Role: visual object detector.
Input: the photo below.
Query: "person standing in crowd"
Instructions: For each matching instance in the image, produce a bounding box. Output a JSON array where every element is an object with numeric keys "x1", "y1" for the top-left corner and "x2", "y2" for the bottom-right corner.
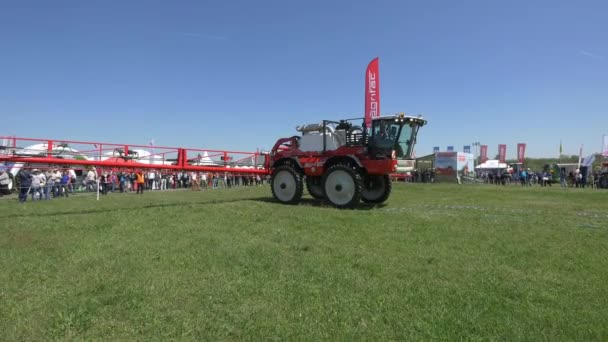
[
  {"x1": 201, "y1": 172, "x2": 207, "y2": 190},
  {"x1": 18, "y1": 169, "x2": 32, "y2": 203},
  {"x1": 560, "y1": 168, "x2": 567, "y2": 188},
  {"x1": 119, "y1": 173, "x2": 126, "y2": 193},
  {"x1": 43, "y1": 169, "x2": 53, "y2": 200},
  {"x1": 136, "y1": 170, "x2": 145, "y2": 195},
  {"x1": 160, "y1": 173, "x2": 167, "y2": 191},
  {"x1": 86, "y1": 168, "x2": 97, "y2": 192},
  {"x1": 182, "y1": 172, "x2": 189, "y2": 189},
  {"x1": 105, "y1": 172, "x2": 112, "y2": 194},
  {"x1": 526, "y1": 168, "x2": 532, "y2": 186},
  {"x1": 190, "y1": 172, "x2": 199, "y2": 190},
  {"x1": 60, "y1": 171, "x2": 70, "y2": 197},
  {"x1": 99, "y1": 173, "x2": 107, "y2": 195},
  {"x1": 0, "y1": 169, "x2": 10, "y2": 195},
  {"x1": 51, "y1": 169, "x2": 62, "y2": 197},
  {"x1": 147, "y1": 170, "x2": 155, "y2": 190},
  {"x1": 169, "y1": 173, "x2": 175, "y2": 190},
  {"x1": 520, "y1": 168, "x2": 527, "y2": 186},
  {"x1": 130, "y1": 172, "x2": 136, "y2": 192},
  {"x1": 110, "y1": 172, "x2": 117, "y2": 192},
  {"x1": 30, "y1": 169, "x2": 43, "y2": 200},
  {"x1": 68, "y1": 169, "x2": 77, "y2": 194}
]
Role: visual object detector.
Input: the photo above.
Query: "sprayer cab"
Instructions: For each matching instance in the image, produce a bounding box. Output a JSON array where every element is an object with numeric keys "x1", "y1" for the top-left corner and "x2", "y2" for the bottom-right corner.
[{"x1": 369, "y1": 113, "x2": 426, "y2": 160}]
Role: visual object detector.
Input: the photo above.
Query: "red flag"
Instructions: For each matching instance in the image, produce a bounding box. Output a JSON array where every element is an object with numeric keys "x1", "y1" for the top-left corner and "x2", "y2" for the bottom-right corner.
[
  {"x1": 517, "y1": 143, "x2": 526, "y2": 163},
  {"x1": 364, "y1": 57, "x2": 380, "y2": 129},
  {"x1": 480, "y1": 145, "x2": 488, "y2": 163},
  {"x1": 498, "y1": 144, "x2": 507, "y2": 163}
]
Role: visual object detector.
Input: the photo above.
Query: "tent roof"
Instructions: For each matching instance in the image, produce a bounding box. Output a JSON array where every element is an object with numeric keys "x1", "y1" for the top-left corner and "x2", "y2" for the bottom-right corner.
[
  {"x1": 197, "y1": 151, "x2": 217, "y2": 165},
  {"x1": 475, "y1": 160, "x2": 508, "y2": 169}
]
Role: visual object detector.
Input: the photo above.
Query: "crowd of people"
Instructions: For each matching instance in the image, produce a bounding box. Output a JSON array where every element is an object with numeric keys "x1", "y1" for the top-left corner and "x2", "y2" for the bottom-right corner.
[
  {"x1": 479, "y1": 167, "x2": 602, "y2": 188},
  {"x1": 11, "y1": 167, "x2": 267, "y2": 203},
  {"x1": 16, "y1": 168, "x2": 75, "y2": 203},
  {"x1": 84, "y1": 169, "x2": 266, "y2": 194},
  {"x1": 6, "y1": 162, "x2": 605, "y2": 204}
]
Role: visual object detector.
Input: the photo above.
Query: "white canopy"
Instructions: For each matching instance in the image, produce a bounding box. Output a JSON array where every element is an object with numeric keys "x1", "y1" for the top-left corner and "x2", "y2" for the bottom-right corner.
[
  {"x1": 196, "y1": 151, "x2": 217, "y2": 166},
  {"x1": 475, "y1": 160, "x2": 508, "y2": 169}
]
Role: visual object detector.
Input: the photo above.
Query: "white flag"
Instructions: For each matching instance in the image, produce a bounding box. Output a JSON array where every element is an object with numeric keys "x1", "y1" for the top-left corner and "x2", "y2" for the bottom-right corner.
[{"x1": 582, "y1": 154, "x2": 596, "y2": 167}]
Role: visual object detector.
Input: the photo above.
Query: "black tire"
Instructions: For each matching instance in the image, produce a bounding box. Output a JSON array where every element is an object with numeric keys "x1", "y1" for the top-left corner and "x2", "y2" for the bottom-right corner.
[
  {"x1": 271, "y1": 165, "x2": 303, "y2": 205},
  {"x1": 306, "y1": 176, "x2": 325, "y2": 199},
  {"x1": 361, "y1": 174, "x2": 392, "y2": 204},
  {"x1": 322, "y1": 164, "x2": 362, "y2": 209}
]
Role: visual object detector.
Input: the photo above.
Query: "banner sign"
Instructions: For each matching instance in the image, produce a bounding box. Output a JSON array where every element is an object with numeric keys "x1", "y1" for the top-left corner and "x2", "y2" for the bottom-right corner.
[
  {"x1": 364, "y1": 57, "x2": 380, "y2": 129},
  {"x1": 457, "y1": 153, "x2": 475, "y2": 176},
  {"x1": 498, "y1": 144, "x2": 507, "y2": 163},
  {"x1": 480, "y1": 145, "x2": 488, "y2": 163},
  {"x1": 517, "y1": 143, "x2": 526, "y2": 164},
  {"x1": 463, "y1": 145, "x2": 471, "y2": 153},
  {"x1": 433, "y1": 146, "x2": 440, "y2": 153},
  {"x1": 447, "y1": 146, "x2": 454, "y2": 152},
  {"x1": 435, "y1": 152, "x2": 457, "y2": 176}
]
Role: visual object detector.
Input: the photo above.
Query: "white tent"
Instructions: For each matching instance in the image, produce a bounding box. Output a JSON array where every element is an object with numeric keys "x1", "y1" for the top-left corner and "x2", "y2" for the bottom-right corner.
[
  {"x1": 475, "y1": 160, "x2": 508, "y2": 169},
  {"x1": 196, "y1": 151, "x2": 217, "y2": 166}
]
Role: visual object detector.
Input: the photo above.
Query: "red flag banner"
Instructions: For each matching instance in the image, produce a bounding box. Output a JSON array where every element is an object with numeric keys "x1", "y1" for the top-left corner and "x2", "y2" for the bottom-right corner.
[
  {"x1": 364, "y1": 57, "x2": 380, "y2": 129},
  {"x1": 480, "y1": 145, "x2": 488, "y2": 163},
  {"x1": 498, "y1": 144, "x2": 507, "y2": 163},
  {"x1": 517, "y1": 143, "x2": 526, "y2": 163}
]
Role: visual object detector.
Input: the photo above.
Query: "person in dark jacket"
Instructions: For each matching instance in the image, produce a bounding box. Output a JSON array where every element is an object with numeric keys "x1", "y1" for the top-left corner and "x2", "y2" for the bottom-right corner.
[
  {"x1": 60, "y1": 172, "x2": 70, "y2": 197},
  {"x1": 18, "y1": 169, "x2": 32, "y2": 203}
]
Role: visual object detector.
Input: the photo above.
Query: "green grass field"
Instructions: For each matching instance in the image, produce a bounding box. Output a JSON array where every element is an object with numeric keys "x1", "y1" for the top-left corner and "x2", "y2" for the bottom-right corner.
[{"x1": 1, "y1": 184, "x2": 607, "y2": 340}]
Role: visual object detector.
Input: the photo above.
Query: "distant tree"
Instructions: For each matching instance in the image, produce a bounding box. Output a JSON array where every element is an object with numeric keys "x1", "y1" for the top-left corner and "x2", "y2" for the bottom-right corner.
[{"x1": 505, "y1": 155, "x2": 601, "y2": 172}]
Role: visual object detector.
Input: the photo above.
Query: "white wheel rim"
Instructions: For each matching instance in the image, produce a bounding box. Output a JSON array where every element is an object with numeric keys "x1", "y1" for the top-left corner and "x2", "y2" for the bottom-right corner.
[
  {"x1": 273, "y1": 170, "x2": 296, "y2": 202},
  {"x1": 7, "y1": 179, "x2": 13, "y2": 191},
  {"x1": 325, "y1": 170, "x2": 355, "y2": 206},
  {"x1": 362, "y1": 177, "x2": 385, "y2": 200}
]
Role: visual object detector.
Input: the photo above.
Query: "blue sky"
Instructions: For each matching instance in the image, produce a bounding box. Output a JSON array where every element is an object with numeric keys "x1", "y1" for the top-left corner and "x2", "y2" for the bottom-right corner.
[{"x1": 1, "y1": 0, "x2": 606, "y2": 158}]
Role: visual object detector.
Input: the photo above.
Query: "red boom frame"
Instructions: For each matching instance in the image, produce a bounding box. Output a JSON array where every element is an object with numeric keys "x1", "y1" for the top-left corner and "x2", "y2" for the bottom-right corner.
[{"x1": 0, "y1": 136, "x2": 270, "y2": 174}]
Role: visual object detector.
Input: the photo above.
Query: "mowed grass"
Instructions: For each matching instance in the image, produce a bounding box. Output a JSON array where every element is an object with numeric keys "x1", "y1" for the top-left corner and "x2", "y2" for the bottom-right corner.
[{"x1": 1, "y1": 184, "x2": 607, "y2": 340}]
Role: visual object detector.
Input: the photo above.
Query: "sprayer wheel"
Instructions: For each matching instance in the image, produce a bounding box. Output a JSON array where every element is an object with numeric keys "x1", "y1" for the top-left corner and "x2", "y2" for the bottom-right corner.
[
  {"x1": 322, "y1": 164, "x2": 362, "y2": 209},
  {"x1": 271, "y1": 165, "x2": 303, "y2": 204},
  {"x1": 361, "y1": 174, "x2": 392, "y2": 204}
]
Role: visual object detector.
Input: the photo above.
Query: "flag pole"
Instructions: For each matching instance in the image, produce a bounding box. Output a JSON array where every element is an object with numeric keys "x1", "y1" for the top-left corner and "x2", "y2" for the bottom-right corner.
[{"x1": 601, "y1": 135, "x2": 604, "y2": 167}]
